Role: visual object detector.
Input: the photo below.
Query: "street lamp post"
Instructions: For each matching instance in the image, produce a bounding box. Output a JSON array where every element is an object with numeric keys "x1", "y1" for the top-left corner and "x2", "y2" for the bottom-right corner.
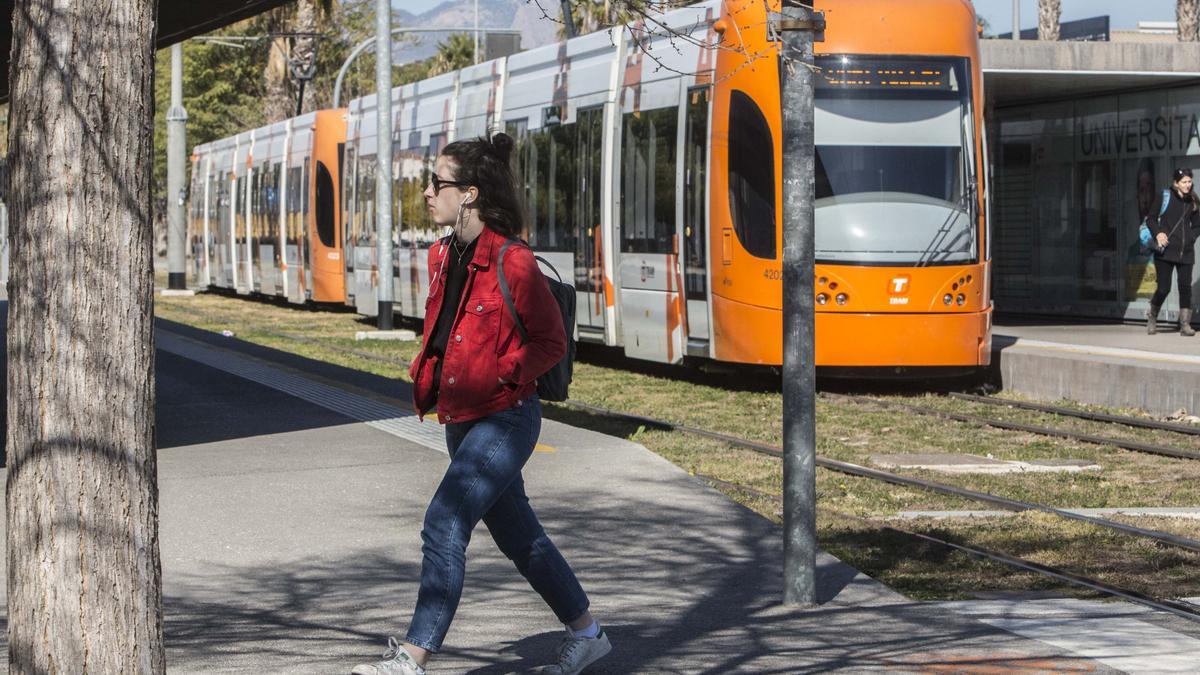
[
  {"x1": 166, "y1": 43, "x2": 189, "y2": 291},
  {"x1": 375, "y1": 0, "x2": 394, "y2": 329}
]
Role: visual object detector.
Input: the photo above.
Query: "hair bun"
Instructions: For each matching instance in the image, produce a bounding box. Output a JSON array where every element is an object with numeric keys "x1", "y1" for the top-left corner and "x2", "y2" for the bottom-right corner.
[{"x1": 490, "y1": 133, "x2": 514, "y2": 161}]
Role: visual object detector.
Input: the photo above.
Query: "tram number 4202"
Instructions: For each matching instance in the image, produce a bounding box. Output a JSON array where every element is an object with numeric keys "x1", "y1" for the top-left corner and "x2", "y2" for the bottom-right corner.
[{"x1": 763, "y1": 268, "x2": 783, "y2": 281}]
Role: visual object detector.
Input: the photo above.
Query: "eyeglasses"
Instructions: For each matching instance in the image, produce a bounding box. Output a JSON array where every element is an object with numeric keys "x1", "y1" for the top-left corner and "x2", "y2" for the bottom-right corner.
[{"x1": 430, "y1": 173, "x2": 470, "y2": 195}]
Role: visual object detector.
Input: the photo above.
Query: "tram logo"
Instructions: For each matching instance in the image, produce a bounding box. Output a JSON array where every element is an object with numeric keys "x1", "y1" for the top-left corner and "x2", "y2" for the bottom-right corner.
[{"x1": 888, "y1": 276, "x2": 910, "y2": 295}]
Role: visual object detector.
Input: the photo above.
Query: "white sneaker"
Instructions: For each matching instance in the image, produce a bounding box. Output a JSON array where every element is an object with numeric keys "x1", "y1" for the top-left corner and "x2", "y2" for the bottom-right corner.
[
  {"x1": 539, "y1": 628, "x2": 612, "y2": 675},
  {"x1": 350, "y1": 637, "x2": 426, "y2": 675}
]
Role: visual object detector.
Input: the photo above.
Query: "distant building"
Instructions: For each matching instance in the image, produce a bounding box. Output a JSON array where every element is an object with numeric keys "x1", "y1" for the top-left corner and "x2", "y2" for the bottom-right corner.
[
  {"x1": 995, "y1": 16, "x2": 1110, "y2": 42},
  {"x1": 983, "y1": 39, "x2": 1200, "y2": 321},
  {"x1": 1112, "y1": 21, "x2": 1179, "y2": 44}
]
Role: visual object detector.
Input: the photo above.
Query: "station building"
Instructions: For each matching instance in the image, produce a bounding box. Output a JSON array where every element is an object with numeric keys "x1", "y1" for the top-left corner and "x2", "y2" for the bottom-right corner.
[{"x1": 983, "y1": 36, "x2": 1200, "y2": 324}]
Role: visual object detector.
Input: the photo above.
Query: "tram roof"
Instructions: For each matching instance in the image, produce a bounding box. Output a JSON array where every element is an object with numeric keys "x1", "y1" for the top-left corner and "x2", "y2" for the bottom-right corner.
[
  {"x1": 0, "y1": 0, "x2": 291, "y2": 102},
  {"x1": 983, "y1": 39, "x2": 1200, "y2": 107}
]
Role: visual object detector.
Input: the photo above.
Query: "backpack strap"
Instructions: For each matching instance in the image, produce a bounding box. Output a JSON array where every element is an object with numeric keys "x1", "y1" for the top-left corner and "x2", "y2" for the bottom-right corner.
[
  {"x1": 497, "y1": 239, "x2": 529, "y2": 344},
  {"x1": 533, "y1": 255, "x2": 563, "y2": 284},
  {"x1": 1160, "y1": 189, "x2": 1171, "y2": 217}
]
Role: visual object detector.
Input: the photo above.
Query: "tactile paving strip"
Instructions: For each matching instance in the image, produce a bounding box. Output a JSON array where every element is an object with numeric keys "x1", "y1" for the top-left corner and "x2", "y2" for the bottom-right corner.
[{"x1": 157, "y1": 329, "x2": 447, "y2": 455}]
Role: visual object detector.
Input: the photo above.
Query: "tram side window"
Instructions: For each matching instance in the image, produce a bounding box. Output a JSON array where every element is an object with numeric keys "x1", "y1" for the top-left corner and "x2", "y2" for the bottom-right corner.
[
  {"x1": 399, "y1": 145, "x2": 434, "y2": 246},
  {"x1": 684, "y1": 86, "x2": 710, "y2": 299},
  {"x1": 235, "y1": 177, "x2": 245, "y2": 240},
  {"x1": 288, "y1": 166, "x2": 302, "y2": 245},
  {"x1": 430, "y1": 132, "x2": 447, "y2": 158},
  {"x1": 341, "y1": 149, "x2": 354, "y2": 244},
  {"x1": 208, "y1": 173, "x2": 219, "y2": 224},
  {"x1": 316, "y1": 161, "x2": 337, "y2": 248},
  {"x1": 525, "y1": 124, "x2": 576, "y2": 253},
  {"x1": 303, "y1": 158, "x2": 311, "y2": 217},
  {"x1": 728, "y1": 90, "x2": 776, "y2": 259},
  {"x1": 354, "y1": 154, "x2": 377, "y2": 245},
  {"x1": 270, "y1": 162, "x2": 280, "y2": 216},
  {"x1": 508, "y1": 121, "x2": 535, "y2": 242},
  {"x1": 621, "y1": 107, "x2": 677, "y2": 254},
  {"x1": 391, "y1": 144, "x2": 403, "y2": 241}
]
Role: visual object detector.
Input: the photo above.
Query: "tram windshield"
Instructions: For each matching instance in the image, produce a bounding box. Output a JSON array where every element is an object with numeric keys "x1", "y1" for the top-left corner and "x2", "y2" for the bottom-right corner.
[{"x1": 814, "y1": 56, "x2": 976, "y2": 266}]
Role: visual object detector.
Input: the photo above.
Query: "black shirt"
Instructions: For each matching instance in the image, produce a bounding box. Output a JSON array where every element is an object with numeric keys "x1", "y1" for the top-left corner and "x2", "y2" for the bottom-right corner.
[
  {"x1": 428, "y1": 236, "x2": 478, "y2": 387},
  {"x1": 1154, "y1": 188, "x2": 1199, "y2": 265}
]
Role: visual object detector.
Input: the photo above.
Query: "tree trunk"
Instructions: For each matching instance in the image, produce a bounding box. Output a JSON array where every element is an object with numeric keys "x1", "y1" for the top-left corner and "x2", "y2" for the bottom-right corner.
[
  {"x1": 293, "y1": 0, "x2": 318, "y2": 115},
  {"x1": 1180, "y1": 0, "x2": 1200, "y2": 41},
  {"x1": 6, "y1": 0, "x2": 163, "y2": 671},
  {"x1": 264, "y1": 34, "x2": 292, "y2": 123},
  {"x1": 1037, "y1": 0, "x2": 1061, "y2": 41}
]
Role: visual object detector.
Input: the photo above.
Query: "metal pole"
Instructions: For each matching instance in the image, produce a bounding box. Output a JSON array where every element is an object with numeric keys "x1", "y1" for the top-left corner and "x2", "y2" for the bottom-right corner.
[
  {"x1": 779, "y1": 0, "x2": 819, "y2": 607},
  {"x1": 474, "y1": 0, "x2": 480, "y2": 64},
  {"x1": 1012, "y1": 0, "x2": 1020, "y2": 40},
  {"x1": 375, "y1": 0, "x2": 395, "y2": 329},
  {"x1": 166, "y1": 42, "x2": 189, "y2": 290}
]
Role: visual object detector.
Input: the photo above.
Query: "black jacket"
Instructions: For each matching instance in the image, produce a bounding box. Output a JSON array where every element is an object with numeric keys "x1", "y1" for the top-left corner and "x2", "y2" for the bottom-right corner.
[{"x1": 1153, "y1": 188, "x2": 1199, "y2": 264}]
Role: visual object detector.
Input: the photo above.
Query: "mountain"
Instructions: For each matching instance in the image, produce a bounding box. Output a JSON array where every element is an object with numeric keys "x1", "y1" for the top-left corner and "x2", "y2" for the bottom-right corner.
[{"x1": 389, "y1": 0, "x2": 562, "y2": 64}]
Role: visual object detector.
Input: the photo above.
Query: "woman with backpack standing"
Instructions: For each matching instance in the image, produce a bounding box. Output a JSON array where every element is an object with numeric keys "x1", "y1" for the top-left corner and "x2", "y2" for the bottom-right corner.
[
  {"x1": 1148, "y1": 168, "x2": 1199, "y2": 336},
  {"x1": 351, "y1": 134, "x2": 610, "y2": 675}
]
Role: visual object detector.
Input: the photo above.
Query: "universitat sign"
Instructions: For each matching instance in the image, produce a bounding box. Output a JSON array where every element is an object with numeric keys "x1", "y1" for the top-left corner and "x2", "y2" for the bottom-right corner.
[{"x1": 1080, "y1": 112, "x2": 1200, "y2": 158}]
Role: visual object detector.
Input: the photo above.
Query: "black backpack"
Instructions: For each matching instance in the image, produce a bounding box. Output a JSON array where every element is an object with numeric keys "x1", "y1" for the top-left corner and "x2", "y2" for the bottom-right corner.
[{"x1": 497, "y1": 240, "x2": 575, "y2": 402}]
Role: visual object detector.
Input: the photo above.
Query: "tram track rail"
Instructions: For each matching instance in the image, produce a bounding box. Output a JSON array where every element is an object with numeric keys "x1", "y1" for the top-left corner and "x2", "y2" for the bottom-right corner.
[
  {"x1": 948, "y1": 391, "x2": 1200, "y2": 437},
  {"x1": 827, "y1": 393, "x2": 1200, "y2": 462},
  {"x1": 562, "y1": 399, "x2": 1200, "y2": 553},
  {"x1": 564, "y1": 399, "x2": 1200, "y2": 621},
  {"x1": 688, "y1": 471, "x2": 1200, "y2": 623}
]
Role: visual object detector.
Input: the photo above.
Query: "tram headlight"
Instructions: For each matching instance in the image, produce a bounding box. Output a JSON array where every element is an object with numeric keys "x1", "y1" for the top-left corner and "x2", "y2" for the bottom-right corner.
[
  {"x1": 816, "y1": 293, "x2": 829, "y2": 305},
  {"x1": 956, "y1": 293, "x2": 966, "y2": 306},
  {"x1": 943, "y1": 294, "x2": 953, "y2": 305},
  {"x1": 835, "y1": 293, "x2": 848, "y2": 306}
]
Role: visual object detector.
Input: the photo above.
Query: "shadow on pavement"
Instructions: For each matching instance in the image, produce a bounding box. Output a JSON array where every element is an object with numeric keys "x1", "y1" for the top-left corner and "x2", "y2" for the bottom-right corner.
[{"x1": 160, "y1": 482, "x2": 1053, "y2": 673}]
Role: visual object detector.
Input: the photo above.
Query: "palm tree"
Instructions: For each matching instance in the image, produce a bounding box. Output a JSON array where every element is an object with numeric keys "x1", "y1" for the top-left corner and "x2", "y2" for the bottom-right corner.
[
  {"x1": 430, "y1": 33, "x2": 477, "y2": 76},
  {"x1": 264, "y1": 9, "x2": 292, "y2": 123},
  {"x1": 1037, "y1": 0, "x2": 1060, "y2": 41},
  {"x1": 1180, "y1": 0, "x2": 1200, "y2": 41},
  {"x1": 292, "y1": 0, "x2": 332, "y2": 114},
  {"x1": 558, "y1": 1, "x2": 650, "y2": 39},
  {"x1": 264, "y1": 0, "x2": 335, "y2": 122}
]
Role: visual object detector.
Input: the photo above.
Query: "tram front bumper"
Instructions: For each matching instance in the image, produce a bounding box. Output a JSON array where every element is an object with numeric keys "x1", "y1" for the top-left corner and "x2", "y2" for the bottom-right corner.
[{"x1": 814, "y1": 309, "x2": 992, "y2": 368}]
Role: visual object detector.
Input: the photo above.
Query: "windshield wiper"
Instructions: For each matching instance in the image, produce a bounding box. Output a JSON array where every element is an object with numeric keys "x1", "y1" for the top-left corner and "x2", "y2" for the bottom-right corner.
[{"x1": 915, "y1": 183, "x2": 974, "y2": 267}]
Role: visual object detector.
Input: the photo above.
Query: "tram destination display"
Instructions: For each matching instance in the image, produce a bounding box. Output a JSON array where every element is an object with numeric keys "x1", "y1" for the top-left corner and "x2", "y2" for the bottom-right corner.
[{"x1": 817, "y1": 58, "x2": 959, "y2": 92}]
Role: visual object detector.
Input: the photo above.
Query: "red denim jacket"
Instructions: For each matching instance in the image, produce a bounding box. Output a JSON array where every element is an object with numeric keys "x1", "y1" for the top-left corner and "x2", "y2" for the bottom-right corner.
[{"x1": 408, "y1": 226, "x2": 566, "y2": 424}]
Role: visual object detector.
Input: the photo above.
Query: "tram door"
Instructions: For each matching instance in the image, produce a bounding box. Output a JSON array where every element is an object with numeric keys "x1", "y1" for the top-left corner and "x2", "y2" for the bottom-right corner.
[
  {"x1": 682, "y1": 86, "x2": 710, "y2": 345},
  {"x1": 617, "y1": 100, "x2": 685, "y2": 364},
  {"x1": 575, "y1": 106, "x2": 605, "y2": 333}
]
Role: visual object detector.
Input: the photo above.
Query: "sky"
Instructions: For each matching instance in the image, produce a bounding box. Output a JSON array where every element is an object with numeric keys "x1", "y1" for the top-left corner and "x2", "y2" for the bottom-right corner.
[
  {"x1": 401, "y1": 1, "x2": 1180, "y2": 33},
  {"x1": 971, "y1": 0, "x2": 1176, "y2": 33}
]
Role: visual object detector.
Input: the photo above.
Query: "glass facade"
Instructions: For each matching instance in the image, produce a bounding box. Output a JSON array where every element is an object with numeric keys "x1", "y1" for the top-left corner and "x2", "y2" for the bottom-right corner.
[{"x1": 993, "y1": 86, "x2": 1200, "y2": 320}]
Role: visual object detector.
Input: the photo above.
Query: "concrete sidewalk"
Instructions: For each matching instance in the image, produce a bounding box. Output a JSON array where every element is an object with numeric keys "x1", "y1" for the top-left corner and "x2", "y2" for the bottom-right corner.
[
  {"x1": 145, "y1": 321, "x2": 1149, "y2": 673},
  {"x1": 6, "y1": 317, "x2": 1189, "y2": 672}
]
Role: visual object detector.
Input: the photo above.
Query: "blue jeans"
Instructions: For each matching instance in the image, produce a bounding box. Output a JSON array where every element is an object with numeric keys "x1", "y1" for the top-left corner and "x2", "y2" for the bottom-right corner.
[{"x1": 405, "y1": 397, "x2": 591, "y2": 652}]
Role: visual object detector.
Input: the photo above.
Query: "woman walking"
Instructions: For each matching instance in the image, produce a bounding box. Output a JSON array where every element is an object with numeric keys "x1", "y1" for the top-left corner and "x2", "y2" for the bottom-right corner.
[
  {"x1": 1148, "y1": 167, "x2": 1199, "y2": 336},
  {"x1": 351, "y1": 134, "x2": 611, "y2": 675}
]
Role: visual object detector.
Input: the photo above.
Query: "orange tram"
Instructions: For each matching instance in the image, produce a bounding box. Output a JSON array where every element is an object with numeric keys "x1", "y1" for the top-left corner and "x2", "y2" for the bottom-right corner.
[{"x1": 188, "y1": 0, "x2": 991, "y2": 376}]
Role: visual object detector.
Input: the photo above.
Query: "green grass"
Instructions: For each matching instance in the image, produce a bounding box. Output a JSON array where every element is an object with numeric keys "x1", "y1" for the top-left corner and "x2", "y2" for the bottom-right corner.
[{"x1": 155, "y1": 291, "x2": 1200, "y2": 601}]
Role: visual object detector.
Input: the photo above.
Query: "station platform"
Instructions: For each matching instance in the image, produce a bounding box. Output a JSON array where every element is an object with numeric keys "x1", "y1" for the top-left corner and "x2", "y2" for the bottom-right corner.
[
  {"x1": 992, "y1": 317, "x2": 1200, "y2": 418},
  {"x1": 1, "y1": 314, "x2": 1199, "y2": 671}
]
